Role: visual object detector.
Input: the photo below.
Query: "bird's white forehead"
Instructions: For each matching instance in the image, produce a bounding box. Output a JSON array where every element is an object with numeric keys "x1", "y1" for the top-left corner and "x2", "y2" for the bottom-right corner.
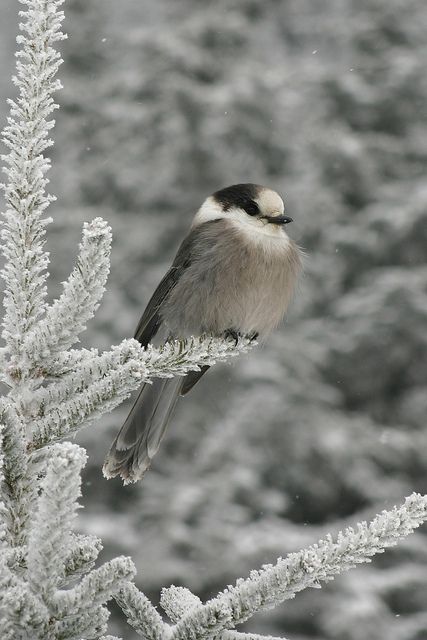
[{"x1": 255, "y1": 188, "x2": 284, "y2": 215}]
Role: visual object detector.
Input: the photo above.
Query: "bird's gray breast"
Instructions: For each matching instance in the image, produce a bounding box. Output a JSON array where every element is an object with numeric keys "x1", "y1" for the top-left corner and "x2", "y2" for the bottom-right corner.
[{"x1": 161, "y1": 219, "x2": 301, "y2": 338}]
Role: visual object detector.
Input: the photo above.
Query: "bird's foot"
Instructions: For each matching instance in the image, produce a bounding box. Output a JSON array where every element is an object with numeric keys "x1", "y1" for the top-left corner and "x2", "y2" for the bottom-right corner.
[
  {"x1": 224, "y1": 328, "x2": 242, "y2": 346},
  {"x1": 246, "y1": 331, "x2": 259, "y2": 342}
]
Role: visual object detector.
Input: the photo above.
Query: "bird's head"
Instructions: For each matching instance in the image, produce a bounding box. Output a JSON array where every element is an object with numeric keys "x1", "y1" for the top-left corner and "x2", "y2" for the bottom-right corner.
[{"x1": 193, "y1": 183, "x2": 293, "y2": 238}]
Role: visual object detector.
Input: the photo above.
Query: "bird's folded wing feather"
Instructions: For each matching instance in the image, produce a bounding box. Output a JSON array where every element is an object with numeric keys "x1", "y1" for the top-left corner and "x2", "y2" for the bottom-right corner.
[
  {"x1": 134, "y1": 265, "x2": 181, "y2": 346},
  {"x1": 133, "y1": 226, "x2": 199, "y2": 346}
]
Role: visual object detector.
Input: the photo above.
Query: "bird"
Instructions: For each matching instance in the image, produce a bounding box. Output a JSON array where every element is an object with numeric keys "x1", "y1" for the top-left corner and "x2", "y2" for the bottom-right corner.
[{"x1": 103, "y1": 183, "x2": 302, "y2": 483}]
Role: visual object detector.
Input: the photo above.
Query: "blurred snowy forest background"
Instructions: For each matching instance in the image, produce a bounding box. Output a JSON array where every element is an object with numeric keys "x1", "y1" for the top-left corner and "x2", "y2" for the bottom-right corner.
[{"x1": 1, "y1": 1, "x2": 427, "y2": 638}]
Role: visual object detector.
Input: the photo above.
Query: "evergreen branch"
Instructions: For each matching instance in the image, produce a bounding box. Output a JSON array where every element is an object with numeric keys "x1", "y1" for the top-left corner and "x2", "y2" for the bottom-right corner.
[
  {"x1": 0, "y1": 0, "x2": 66, "y2": 362},
  {"x1": 42, "y1": 347, "x2": 100, "y2": 380},
  {"x1": 172, "y1": 596, "x2": 233, "y2": 640},
  {"x1": 53, "y1": 556, "x2": 136, "y2": 617},
  {"x1": 62, "y1": 533, "x2": 103, "y2": 584},
  {"x1": 0, "y1": 348, "x2": 11, "y2": 387},
  {"x1": 27, "y1": 443, "x2": 87, "y2": 602},
  {"x1": 23, "y1": 218, "x2": 112, "y2": 371},
  {"x1": 223, "y1": 633, "x2": 290, "y2": 640},
  {"x1": 115, "y1": 582, "x2": 168, "y2": 640},
  {"x1": 0, "y1": 400, "x2": 33, "y2": 549},
  {"x1": 52, "y1": 604, "x2": 110, "y2": 640},
  {"x1": 1, "y1": 347, "x2": 100, "y2": 388},
  {"x1": 161, "y1": 586, "x2": 202, "y2": 622},
  {"x1": 30, "y1": 335, "x2": 253, "y2": 449},
  {"x1": 0, "y1": 422, "x2": 7, "y2": 550},
  {"x1": 161, "y1": 588, "x2": 291, "y2": 640},
  {"x1": 29, "y1": 339, "x2": 150, "y2": 430},
  {"x1": 0, "y1": 555, "x2": 49, "y2": 640},
  {"x1": 169, "y1": 494, "x2": 427, "y2": 640}
]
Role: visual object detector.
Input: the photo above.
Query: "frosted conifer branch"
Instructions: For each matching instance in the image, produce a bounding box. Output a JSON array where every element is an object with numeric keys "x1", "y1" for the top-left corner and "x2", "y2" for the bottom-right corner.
[
  {"x1": 168, "y1": 493, "x2": 427, "y2": 640},
  {"x1": 0, "y1": 578, "x2": 49, "y2": 640},
  {"x1": 115, "y1": 582, "x2": 168, "y2": 640},
  {"x1": 161, "y1": 586, "x2": 202, "y2": 622},
  {"x1": 27, "y1": 443, "x2": 87, "y2": 600},
  {"x1": 53, "y1": 557, "x2": 136, "y2": 616},
  {"x1": 23, "y1": 218, "x2": 112, "y2": 370},
  {"x1": 0, "y1": 399, "x2": 33, "y2": 549},
  {"x1": 30, "y1": 335, "x2": 253, "y2": 449},
  {"x1": 62, "y1": 533, "x2": 103, "y2": 583},
  {"x1": 52, "y1": 604, "x2": 110, "y2": 640},
  {"x1": 160, "y1": 588, "x2": 292, "y2": 640},
  {"x1": 0, "y1": 423, "x2": 7, "y2": 550},
  {"x1": 222, "y1": 633, "x2": 290, "y2": 640},
  {"x1": 0, "y1": 0, "x2": 66, "y2": 362},
  {"x1": 43, "y1": 347, "x2": 100, "y2": 379},
  {"x1": 25, "y1": 440, "x2": 135, "y2": 626}
]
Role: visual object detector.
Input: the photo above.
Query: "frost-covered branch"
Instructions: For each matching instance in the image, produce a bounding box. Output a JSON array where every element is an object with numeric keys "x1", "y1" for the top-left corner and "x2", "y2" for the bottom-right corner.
[
  {"x1": 26, "y1": 443, "x2": 135, "y2": 635},
  {"x1": 23, "y1": 217, "x2": 112, "y2": 371},
  {"x1": 62, "y1": 532, "x2": 103, "y2": 584},
  {"x1": 160, "y1": 588, "x2": 291, "y2": 640},
  {"x1": 115, "y1": 582, "x2": 167, "y2": 640},
  {"x1": 53, "y1": 556, "x2": 135, "y2": 617},
  {"x1": 161, "y1": 586, "x2": 202, "y2": 623},
  {"x1": 0, "y1": 0, "x2": 66, "y2": 365},
  {"x1": 0, "y1": 399, "x2": 34, "y2": 550},
  {"x1": 162, "y1": 494, "x2": 427, "y2": 640},
  {"x1": 114, "y1": 495, "x2": 427, "y2": 640},
  {"x1": 0, "y1": 3, "x2": 136, "y2": 638},
  {"x1": 27, "y1": 443, "x2": 87, "y2": 600},
  {"x1": 30, "y1": 335, "x2": 253, "y2": 449}
]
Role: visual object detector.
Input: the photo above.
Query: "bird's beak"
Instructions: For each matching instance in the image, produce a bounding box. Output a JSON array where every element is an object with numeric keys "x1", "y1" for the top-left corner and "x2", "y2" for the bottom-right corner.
[{"x1": 262, "y1": 214, "x2": 293, "y2": 225}]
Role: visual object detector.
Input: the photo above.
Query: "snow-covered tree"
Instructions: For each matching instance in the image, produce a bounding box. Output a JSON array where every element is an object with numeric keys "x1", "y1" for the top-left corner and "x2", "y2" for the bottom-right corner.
[{"x1": 1, "y1": 2, "x2": 427, "y2": 639}]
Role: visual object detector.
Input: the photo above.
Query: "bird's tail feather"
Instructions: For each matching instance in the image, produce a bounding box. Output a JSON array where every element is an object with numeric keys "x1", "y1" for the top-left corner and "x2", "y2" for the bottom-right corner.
[{"x1": 103, "y1": 377, "x2": 182, "y2": 484}]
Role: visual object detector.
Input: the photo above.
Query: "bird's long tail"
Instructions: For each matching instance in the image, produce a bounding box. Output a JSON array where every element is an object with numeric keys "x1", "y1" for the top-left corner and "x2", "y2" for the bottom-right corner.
[{"x1": 103, "y1": 377, "x2": 183, "y2": 484}]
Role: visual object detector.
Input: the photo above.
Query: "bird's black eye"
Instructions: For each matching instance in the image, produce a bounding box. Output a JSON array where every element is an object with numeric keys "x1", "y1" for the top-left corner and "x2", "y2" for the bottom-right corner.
[{"x1": 244, "y1": 200, "x2": 260, "y2": 217}]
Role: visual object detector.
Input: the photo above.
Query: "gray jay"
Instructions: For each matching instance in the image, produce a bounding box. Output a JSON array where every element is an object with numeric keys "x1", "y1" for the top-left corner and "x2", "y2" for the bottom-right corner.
[{"x1": 103, "y1": 183, "x2": 302, "y2": 483}]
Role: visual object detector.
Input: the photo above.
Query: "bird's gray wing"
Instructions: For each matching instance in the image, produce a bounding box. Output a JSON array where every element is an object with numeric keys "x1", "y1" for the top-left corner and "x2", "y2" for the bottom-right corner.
[
  {"x1": 134, "y1": 265, "x2": 183, "y2": 346},
  {"x1": 134, "y1": 230, "x2": 195, "y2": 346}
]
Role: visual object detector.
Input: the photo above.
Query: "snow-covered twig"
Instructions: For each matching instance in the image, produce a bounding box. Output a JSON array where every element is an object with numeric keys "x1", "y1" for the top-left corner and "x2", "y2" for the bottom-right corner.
[
  {"x1": 167, "y1": 494, "x2": 427, "y2": 640},
  {"x1": 0, "y1": 399, "x2": 33, "y2": 549},
  {"x1": 53, "y1": 556, "x2": 135, "y2": 617},
  {"x1": 27, "y1": 443, "x2": 87, "y2": 600},
  {"x1": 23, "y1": 217, "x2": 112, "y2": 371},
  {"x1": 160, "y1": 588, "x2": 292, "y2": 640},
  {"x1": 0, "y1": 3, "x2": 136, "y2": 638},
  {"x1": 114, "y1": 495, "x2": 427, "y2": 640},
  {"x1": 30, "y1": 335, "x2": 253, "y2": 448},
  {"x1": 62, "y1": 532, "x2": 103, "y2": 584},
  {"x1": 115, "y1": 582, "x2": 167, "y2": 640},
  {"x1": 0, "y1": 0, "x2": 66, "y2": 366}
]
